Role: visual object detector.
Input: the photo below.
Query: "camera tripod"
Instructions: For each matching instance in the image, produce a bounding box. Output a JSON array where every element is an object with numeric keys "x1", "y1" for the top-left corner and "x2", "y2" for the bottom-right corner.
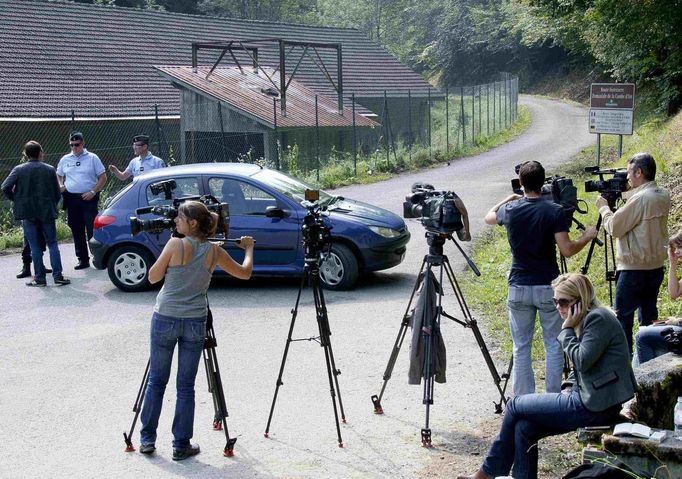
[
  {"x1": 581, "y1": 212, "x2": 618, "y2": 305},
  {"x1": 123, "y1": 306, "x2": 237, "y2": 457},
  {"x1": 371, "y1": 232, "x2": 509, "y2": 447},
  {"x1": 264, "y1": 250, "x2": 347, "y2": 447}
]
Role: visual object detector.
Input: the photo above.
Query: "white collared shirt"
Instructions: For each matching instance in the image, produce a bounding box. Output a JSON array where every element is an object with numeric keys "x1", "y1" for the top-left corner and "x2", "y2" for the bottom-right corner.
[{"x1": 56, "y1": 148, "x2": 106, "y2": 193}]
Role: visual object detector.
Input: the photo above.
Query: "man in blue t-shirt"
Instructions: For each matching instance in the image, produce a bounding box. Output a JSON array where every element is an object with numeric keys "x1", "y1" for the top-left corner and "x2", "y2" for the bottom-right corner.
[{"x1": 484, "y1": 161, "x2": 597, "y2": 396}]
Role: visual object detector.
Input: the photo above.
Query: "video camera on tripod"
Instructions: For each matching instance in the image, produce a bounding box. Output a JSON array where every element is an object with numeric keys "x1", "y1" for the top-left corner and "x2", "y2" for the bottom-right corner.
[
  {"x1": 511, "y1": 165, "x2": 586, "y2": 228},
  {"x1": 300, "y1": 189, "x2": 332, "y2": 262},
  {"x1": 128, "y1": 179, "x2": 230, "y2": 238},
  {"x1": 403, "y1": 182, "x2": 470, "y2": 241},
  {"x1": 584, "y1": 166, "x2": 629, "y2": 209}
]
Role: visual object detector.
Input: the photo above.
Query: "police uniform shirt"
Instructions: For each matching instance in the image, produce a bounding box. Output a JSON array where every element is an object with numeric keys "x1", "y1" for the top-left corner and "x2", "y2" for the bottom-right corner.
[
  {"x1": 124, "y1": 153, "x2": 166, "y2": 177},
  {"x1": 56, "y1": 148, "x2": 106, "y2": 193}
]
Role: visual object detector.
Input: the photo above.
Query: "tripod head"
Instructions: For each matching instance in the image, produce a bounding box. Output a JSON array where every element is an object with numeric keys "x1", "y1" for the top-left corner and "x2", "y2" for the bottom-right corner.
[
  {"x1": 424, "y1": 230, "x2": 480, "y2": 276},
  {"x1": 301, "y1": 189, "x2": 332, "y2": 266}
]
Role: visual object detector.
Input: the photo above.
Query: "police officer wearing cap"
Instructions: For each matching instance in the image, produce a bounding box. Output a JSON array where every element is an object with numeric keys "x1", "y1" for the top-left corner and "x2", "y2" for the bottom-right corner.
[
  {"x1": 57, "y1": 131, "x2": 107, "y2": 270},
  {"x1": 109, "y1": 134, "x2": 166, "y2": 181}
]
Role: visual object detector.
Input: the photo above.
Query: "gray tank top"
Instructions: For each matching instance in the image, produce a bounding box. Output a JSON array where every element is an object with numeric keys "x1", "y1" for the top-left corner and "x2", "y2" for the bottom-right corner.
[{"x1": 154, "y1": 237, "x2": 214, "y2": 318}]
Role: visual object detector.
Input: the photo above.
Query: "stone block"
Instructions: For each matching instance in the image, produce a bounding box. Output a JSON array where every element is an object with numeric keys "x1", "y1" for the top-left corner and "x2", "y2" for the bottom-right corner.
[{"x1": 629, "y1": 352, "x2": 682, "y2": 430}]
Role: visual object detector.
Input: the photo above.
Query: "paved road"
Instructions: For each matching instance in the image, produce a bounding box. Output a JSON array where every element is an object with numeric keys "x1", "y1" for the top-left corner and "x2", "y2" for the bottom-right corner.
[{"x1": 0, "y1": 96, "x2": 593, "y2": 478}]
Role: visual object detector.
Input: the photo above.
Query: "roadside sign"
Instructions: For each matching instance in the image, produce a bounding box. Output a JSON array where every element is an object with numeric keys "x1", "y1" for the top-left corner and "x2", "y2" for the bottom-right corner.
[
  {"x1": 590, "y1": 83, "x2": 635, "y2": 109},
  {"x1": 589, "y1": 109, "x2": 633, "y2": 135},
  {"x1": 589, "y1": 83, "x2": 635, "y2": 135}
]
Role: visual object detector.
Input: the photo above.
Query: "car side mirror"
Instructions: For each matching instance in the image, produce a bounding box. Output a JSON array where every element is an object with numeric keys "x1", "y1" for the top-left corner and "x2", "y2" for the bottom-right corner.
[{"x1": 265, "y1": 206, "x2": 287, "y2": 218}]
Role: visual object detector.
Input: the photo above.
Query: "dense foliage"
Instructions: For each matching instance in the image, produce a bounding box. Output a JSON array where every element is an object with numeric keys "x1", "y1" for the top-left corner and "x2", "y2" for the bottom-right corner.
[{"x1": 71, "y1": 0, "x2": 682, "y2": 114}]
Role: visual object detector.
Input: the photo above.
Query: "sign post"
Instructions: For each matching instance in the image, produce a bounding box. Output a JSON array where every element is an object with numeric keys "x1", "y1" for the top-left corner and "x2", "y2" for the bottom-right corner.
[{"x1": 589, "y1": 83, "x2": 635, "y2": 165}]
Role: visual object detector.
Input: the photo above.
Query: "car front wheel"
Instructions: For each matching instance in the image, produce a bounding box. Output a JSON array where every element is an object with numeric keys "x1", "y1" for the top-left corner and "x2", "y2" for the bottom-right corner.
[
  {"x1": 319, "y1": 243, "x2": 359, "y2": 291},
  {"x1": 107, "y1": 245, "x2": 155, "y2": 292}
]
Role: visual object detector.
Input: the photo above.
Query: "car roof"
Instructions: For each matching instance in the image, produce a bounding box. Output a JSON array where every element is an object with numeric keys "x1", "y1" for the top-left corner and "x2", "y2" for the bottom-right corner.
[{"x1": 135, "y1": 162, "x2": 264, "y2": 182}]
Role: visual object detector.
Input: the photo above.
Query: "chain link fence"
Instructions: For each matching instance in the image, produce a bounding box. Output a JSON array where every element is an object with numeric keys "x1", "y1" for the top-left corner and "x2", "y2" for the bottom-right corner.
[{"x1": 0, "y1": 75, "x2": 518, "y2": 231}]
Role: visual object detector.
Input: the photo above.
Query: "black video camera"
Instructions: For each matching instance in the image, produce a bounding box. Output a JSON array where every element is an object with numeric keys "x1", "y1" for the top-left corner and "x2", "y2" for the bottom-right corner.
[
  {"x1": 301, "y1": 189, "x2": 332, "y2": 262},
  {"x1": 511, "y1": 174, "x2": 582, "y2": 225},
  {"x1": 584, "y1": 167, "x2": 628, "y2": 207},
  {"x1": 129, "y1": 179, "x2": 229, "y2": 237},
  {"x1": 662, "y1": 327, "x2": 682, "y2": 355},
  {"x1": 403, "y1": 182, "x2": 464, "y2": 235}
]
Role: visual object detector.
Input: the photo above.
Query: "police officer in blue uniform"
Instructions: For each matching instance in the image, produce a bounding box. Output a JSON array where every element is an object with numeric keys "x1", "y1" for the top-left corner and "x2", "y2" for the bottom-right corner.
[
  {"x1": 108, "y1": 134, "x2": 166, "y2": 181},
  {"x1": 57, "y1": 132, "x2": 107, "y2": 270}
]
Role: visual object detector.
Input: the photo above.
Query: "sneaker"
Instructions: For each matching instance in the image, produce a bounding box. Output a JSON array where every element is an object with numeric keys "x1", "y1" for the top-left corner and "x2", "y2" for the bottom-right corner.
[
  {"x1": 172, "y1": 443, "x2": 200, "y2": 461},
  {"x1": 26, "y1": 279, "x2": 47, "y2": 287},
  {"x1": 74, "y1": 261, "x2": 90, "y2": 270},
  {"x1": 54, "y1": 275, "x2": 71, "y2": 286},
  {"x1": 45, "y1": 268, "x2": 53, "y2": 274},
  {"x1": 139, "y1": 443, "x2": 156, "y2": 454}
]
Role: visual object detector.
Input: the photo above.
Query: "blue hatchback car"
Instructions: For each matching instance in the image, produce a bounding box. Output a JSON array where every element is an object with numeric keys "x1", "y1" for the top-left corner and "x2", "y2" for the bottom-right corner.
[{"x1": 90, "y1": 163, "x2": 410, "y2": 291}]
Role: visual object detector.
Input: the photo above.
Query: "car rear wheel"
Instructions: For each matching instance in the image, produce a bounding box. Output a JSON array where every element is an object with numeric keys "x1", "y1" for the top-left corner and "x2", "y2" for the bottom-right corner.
[
  {"x1": 107, "y1": 245, "x2": 155, "y2": 292},
  {"x1": 319, "y1": 243, "x2": 359, "y2": 291}
]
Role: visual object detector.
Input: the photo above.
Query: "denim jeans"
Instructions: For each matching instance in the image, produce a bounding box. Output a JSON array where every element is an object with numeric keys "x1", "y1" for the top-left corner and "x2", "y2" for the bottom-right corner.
[
  {"x1": 481, "y1": 391, "x2": 621, "y2": 479},
  {"x1": 614, "y1": 268, "x2": 664, "y2": 354},
  {"x1": 140, "y1": 312, "x2": 206, "y2": 449},
  {"x1": 507, "y1": 284, "x2": 563, "y2": 395},
  {"x1": 635, "y1": 324, "x2": 680, "y2": 364},
  {"x1": 22, "y1": 219, "x2": 63, "y2": 281}
]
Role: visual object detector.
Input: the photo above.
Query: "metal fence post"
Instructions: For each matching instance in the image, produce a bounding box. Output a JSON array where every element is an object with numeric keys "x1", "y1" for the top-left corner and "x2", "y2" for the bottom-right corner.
[
  {"x1": 315, "y1": 95, "x2": 320, "y2": 182},
  {"x1": 478, "y1": 85, "x2": 483, "y2": 136},
  {"x1": 273, "y1": 98, "x2": 280, "y2": 170},
  {"x1": 487, "y1": 83, "x2": 490, "y2": 137},
  {"x1": 492, "y1": 82, "x2": 496, "y2": 133},
  {"x1": 383, "y1": 90, "x2": 390, "y2": 168},
  {"x1": 218, "y1": 102, "x2": 228, "y2": 162},
  {"x1": 352, "y1": 92, "x2": 357, "y2": 176},
  {"x1": 471, "y1": 86, "x2": 475, "y2": 144},
  {"x1": 408, "y1": 89, "x2": 412, "y2": 161},
  {"x1": 428, "y1": 87, "x2": 432, "y2": 159},
  {"x1": 460, "y1": 87, "x2": 465, "y2": 145},
  {"x1": 445, "y1": 86, "x2": 449, "y2": 154},
  {"x1": 71, "y1": 110, "x2": 75, "y2": 132},
  {"x1": 155, "y1": 104, "x2": 162, "y2": 157}
]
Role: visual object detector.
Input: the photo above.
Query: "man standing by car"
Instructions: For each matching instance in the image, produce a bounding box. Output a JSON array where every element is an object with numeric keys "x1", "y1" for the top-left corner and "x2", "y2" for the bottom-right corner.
[
  {"x1": 2, "y1": 141, "x2": 70, "y2": 286},
  {"x1": 596, "y1": 152, "x2": 670, "y2": 354},
  {"x1": 484, "y1": 160, "x2": 597, "y2": 396},
  {"x1": 108, "y1": 134, "x2": 166, "y2": 181},
  {"x1": 57, "y1": 131, "x2": 107, "y2": 270}
]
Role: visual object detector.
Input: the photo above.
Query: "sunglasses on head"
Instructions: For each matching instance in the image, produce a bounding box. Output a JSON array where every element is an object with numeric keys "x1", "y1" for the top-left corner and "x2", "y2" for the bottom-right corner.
[{"x1": 552, "y1": 298, "x2": 575, "y2": 307}]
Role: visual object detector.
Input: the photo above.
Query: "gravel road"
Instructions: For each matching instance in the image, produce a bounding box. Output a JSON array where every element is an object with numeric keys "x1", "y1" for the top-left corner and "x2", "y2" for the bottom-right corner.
[{"x1": 0, "y1": 95, "x2": 593, "y2": 478}]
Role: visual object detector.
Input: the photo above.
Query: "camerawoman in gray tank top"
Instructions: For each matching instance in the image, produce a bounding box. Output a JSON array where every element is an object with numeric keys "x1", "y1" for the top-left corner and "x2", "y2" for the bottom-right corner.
[{"x1": 138, "y1": 201, "x2": 254, "y2": 458}]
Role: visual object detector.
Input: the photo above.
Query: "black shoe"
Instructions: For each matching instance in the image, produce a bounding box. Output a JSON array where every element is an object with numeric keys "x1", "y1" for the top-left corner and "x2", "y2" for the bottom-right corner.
[
  {"x1": 45, "y1": 268, "x2": 53, "y2": 274},
  {"x1": 74, "y1": 261, "x2": 90, "y2": 270},
  {"x1": 26, "y1": 279, "x2": 47, "y2": 287},
  {"x1": 17, "y1": 265, "x2": 31, "y2": 279},
  {"x1": 54, "y1": 275, "x2": 71, "y2": 286},
  {"x1": 172, "y1": 443, "x2": 200, "y2": 461},
  {"x1": 139, "y1": 443, "x2": 156, "y2": 454}
]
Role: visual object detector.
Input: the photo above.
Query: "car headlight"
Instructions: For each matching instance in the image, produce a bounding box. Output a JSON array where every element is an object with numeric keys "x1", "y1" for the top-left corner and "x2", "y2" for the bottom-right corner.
[{"x1": 369, "y1": 226, "x2": 402, "y2": 238}]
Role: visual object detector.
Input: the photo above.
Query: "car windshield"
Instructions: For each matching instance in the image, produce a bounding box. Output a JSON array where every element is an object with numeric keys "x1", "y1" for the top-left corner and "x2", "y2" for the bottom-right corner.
[{"x1": 252, "y1": 169, "x2": 333, "y2": 205}]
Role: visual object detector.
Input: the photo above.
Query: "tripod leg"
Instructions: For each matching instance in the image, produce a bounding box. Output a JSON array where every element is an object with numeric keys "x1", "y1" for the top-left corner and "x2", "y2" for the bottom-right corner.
[
  {"x1": 203, "y1": 317, "x2": 238, "y2": 457},
  {"x1": 315, "y1": 282, "x2": 346, "y2": 423},
  {"x1": 420, "y1": 265, "x2": 436, "y2": 447},
  {"x1": 312, "y1": 273, "x2": 345, "y2": 447},
  {"x1": 264, "y1": 272, "x2": 306, "y2": 438},
  {"x1": 443, "y1": 258, "x2": 509, "y2": 413},
  {"x1": 123, "y1": 358, "x2": 150, "y2": 452},
  {"x1": 371, "y1": 257, "x2": 427, "y2": 414}
]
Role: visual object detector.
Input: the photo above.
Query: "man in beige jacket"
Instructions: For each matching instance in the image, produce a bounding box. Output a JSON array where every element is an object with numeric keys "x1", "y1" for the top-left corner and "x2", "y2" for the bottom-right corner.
[{"x1": 596, "y1": 152, "x2": 670, "y2": 354}]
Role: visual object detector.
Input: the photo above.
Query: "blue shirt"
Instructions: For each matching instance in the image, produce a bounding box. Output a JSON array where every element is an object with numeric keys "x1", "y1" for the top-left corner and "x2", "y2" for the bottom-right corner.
[
  {"x1": 497, "y1": 197, "x2": 569, "y2": 286},
  {"x1": 124, "y1": 152, "x2": 166, "y2": 177},
  {"x1": 56, "y1": 148, "x2": 105, "y2": 193}
]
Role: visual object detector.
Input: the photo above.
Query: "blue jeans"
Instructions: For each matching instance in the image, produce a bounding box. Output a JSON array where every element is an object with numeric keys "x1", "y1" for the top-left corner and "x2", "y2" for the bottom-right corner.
[
  {"x1": 22, "y1": 219, "x2": 63, "y2": 281},
  {"x1": 635, "y1": 324, "x2": 680, "y2": 364},
  {"x1": 481, "y1": 391, "x2": 621, "y2": 479},
  {"x1": 507, "y1": 284, "x2": 563, "y2": 395},
  {"x1": 614, "y1": 268, "x2": 664, "y2": 354},
  {"x1": 140, "y1": 312, "x2": 206, "y2": 449}
]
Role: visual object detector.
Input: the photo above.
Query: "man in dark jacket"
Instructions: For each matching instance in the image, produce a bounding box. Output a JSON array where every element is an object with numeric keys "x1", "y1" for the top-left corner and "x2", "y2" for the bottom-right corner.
[{"x1": 1, "y1": 141, "x2": 70, "y2": 286}]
